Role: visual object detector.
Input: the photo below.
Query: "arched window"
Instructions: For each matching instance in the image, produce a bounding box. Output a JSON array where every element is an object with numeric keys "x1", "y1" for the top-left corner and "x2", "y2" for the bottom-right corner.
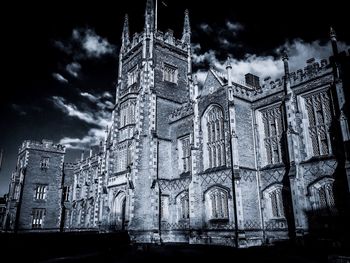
[
  {"x1": 205, "y1": 187, "x2": 229, "y2": 220},
  {"x1": 309, "y1": 178, "x2": 335, "y2": 215},
  {"x1": 176, "y1": 191, "x2": 189, "y2": 221},
  {"x1": 263, "y1": 185, "x2": 285, "y2": 219},
  {"x1": 202, "y1": 105, "x2": 226, "y2": 170},
  {"x1": 304, "y1": 91, "x2": 332, "y2": 157}
]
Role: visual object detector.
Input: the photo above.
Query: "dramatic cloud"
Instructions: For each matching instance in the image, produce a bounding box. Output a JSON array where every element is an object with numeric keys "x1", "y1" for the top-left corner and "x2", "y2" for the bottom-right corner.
[
  {"x1": 81, "y1": 92, "x2": 99, "y2": 103},
  {"x1": 72, "y1": 28, "x2": 115, "y2": 58},
  {"x1": 193, "y1": 39, "x2": 349, "y2": 84},
  {"x1": 59, "y1": 128, "x2": 106, "y2": 150},
  {"x1": 52, "y1": 73, "x2": 68, "y2": 83},
  {"x1": 66, "y1": 62, "x2": 81, "y2": 78},
  {"x1": 52, "y1": 92, "x2": 114, "y2": 150},
  {"x1": 80, "y1": 92, "x2": 114, "y2": 110},
  {"x1": 51, "y1": 29, "x2": 116, "y2": 151},
  {"x1": 199, "y1": 23, "x2": 213, "y2": 33},
  {"x1": 55, "y1": 28, "x2": 116, "y2": 59},
  {"x1": 102, "y1": 91, "x2": 113, "y2": 99},
  {"x1": 52, "y1": 96, "x2": 96, "y2": 124},
  {"x1": 226, "y1": 21, "x2": 244, "y2": 35}
]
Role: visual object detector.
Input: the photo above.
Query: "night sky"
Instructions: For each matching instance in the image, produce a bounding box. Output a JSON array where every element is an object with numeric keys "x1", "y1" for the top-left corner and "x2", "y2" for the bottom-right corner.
[{"x1": 0, "y1": 0, "x2": 349, "y2": 195}]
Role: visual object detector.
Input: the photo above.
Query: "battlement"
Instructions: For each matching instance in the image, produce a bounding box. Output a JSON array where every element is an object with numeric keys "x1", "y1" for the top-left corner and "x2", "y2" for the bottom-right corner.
[
  {"x1": 289, "y1": 57, "x2": 331, "y2": 86},
  {"x1": 64, "y1": 162, "x2": 77, "y2": 170},
  {"x1": 155, "y1": 30, "x2": 188, "y2": 51},
  {"x1": 19, "y1": 139, "x2": 65, "y2": 154},
  {"x1": 75, "y1": 153, "x2": 100, "y2": 168},
  {"x1": 249, "y1": 57, "x2": 333, "y2": 100},
  {"x1": 123, "y1": 29, "x2": 188, "y2": 56}
]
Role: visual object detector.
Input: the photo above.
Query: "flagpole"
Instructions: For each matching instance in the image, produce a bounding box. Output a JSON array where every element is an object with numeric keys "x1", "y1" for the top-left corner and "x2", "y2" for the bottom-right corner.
[{"x1": 155, "y1": 0, "x2": 158, "y2": 32}]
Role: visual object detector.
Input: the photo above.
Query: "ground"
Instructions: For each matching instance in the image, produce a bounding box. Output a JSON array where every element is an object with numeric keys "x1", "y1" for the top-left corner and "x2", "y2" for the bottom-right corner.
[{"x1": 1, "y1": 232, "x2": 349, "y2": 263}]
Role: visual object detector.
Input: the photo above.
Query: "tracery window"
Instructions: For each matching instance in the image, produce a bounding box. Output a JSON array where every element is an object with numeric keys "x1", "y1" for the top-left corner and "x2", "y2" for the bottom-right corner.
[
  {"x1": 263, "y1": 185, "x2": 285, "y2": 219},
  {"x1": 206, "y1": 187, "x2": 229, "y2": 220},
  {"x1": 163, "y1": 63, "x2": 178, "y2": 84},
  {"x1": 261, "y1": 107, "x2": 283, "y2": 165},
  {"x1": 127, "y1": 67, "x2": 138, "y2": 87},
  {"x1": 310, "y1": 178, "x2": 335, "y2": 214},
  {"x1": 203, "y1": 106, "x2": 226, "y2": 169},
  {"x1": 304, "y1": 91, "x2": 332, "y2": 156},
  {"x1": 180, "y1": 194, "x2": 189, "y2": 219}
]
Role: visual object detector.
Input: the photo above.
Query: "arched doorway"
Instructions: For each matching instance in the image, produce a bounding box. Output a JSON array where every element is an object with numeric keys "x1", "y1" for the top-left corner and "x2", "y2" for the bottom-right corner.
[{"x1": 112, "y1": 192, "x2": 127, "y2": 230}]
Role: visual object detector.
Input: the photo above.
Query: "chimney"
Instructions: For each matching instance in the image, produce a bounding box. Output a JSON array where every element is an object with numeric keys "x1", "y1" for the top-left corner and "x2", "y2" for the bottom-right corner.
[{"x1": 245, "y1": 73, "x2": 260, "y2": 88}]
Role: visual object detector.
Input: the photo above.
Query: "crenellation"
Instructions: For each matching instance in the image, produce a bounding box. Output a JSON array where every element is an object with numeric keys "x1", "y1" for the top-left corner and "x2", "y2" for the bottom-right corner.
[
  {"x1": 19, "y1": 140, "x2": 65, "y2": 154},
  {"x1": 155, "y1": 30, "x2": 188, "y2": 52}
]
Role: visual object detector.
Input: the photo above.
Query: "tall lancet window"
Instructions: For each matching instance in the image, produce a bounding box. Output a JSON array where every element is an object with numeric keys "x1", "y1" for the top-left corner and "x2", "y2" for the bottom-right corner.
[
  {"x1": 304, "y1": 91, "x2": 332, "y2": 157},
  {"x1": 202, "y1": 105, "x2": 226, "y2": 170},
  {"x1": 261, "y1": 107, "x2": 283, "y2": 165}
]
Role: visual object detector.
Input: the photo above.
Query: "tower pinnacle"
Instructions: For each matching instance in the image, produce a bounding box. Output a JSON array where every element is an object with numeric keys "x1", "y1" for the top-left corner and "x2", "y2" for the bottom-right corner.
[
  {"x1": 330, "y1": 26, "x2": 338, "y2": 56},
  {"x1": 122, "y1": 14, "x2": 130, "y2": 48},
  {"x1": 182, "y1": 9, "x2": 191, "y2": 44},
  {"x1": 145, "y1": 0, "x2": 155, "y2": 33}
]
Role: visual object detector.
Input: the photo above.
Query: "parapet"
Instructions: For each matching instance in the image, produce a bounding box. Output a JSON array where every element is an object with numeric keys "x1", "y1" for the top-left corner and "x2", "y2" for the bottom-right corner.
[
  {"x1": 289, "y1": 57, "x2": 331, "y2": 86},
  {"x1": 122, "y1": 29, "x2": 189, "y2": 55},
  {"x1": 64, "y1": 162, "x2": 77, "y2": 170},
  {"x1": 18, "y1": 139, "x2": 66, "y2": 154},
  {"x1": 155, "y1": 30, "x2": 188, "y2": 52}
]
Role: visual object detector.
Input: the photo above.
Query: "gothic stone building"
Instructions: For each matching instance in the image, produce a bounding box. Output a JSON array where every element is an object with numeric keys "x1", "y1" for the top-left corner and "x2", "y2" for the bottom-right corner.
[{"x1": 5, "y1": 0, "x2": 350, "y2": 247}]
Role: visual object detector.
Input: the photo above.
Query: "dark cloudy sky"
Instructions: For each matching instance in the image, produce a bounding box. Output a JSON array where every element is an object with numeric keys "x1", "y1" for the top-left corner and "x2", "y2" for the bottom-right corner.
[{"x1": 0, "y1": 0, "x2": 349, "y2": 195}]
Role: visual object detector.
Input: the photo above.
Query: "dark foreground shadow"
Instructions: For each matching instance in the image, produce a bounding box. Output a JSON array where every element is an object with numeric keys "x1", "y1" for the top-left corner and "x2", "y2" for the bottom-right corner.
[{"x1": 1, "y1": 232, "x2": 349, "y2": 263}]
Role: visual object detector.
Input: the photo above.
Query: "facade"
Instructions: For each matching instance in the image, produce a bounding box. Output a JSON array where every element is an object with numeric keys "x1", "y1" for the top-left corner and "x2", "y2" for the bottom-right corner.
[
  {"x1": 5, "y1": 140, "x2": 65, "y2": 232},
  {"x1": 4, "y1": 0, "x2": 350, "y2": 247}
]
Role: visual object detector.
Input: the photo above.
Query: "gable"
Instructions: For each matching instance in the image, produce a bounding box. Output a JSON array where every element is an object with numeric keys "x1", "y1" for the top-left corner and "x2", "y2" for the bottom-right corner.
[{"x1": 201, "y1": 70, "x2": 224, "y2": 97}]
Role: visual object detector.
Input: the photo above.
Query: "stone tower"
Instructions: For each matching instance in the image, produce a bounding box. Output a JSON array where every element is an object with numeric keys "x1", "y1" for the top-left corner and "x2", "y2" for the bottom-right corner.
[
  {"x1": 110, "y1": 0, "x2": 192, "y2": 242},
  {"x1": 6, "y1": 140, "x2": 65, "y2": 232}
]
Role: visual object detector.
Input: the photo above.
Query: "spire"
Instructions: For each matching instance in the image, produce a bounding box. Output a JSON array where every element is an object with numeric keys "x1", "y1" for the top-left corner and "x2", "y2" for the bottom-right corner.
[
  {"x1": 144, "y1": 0, "x2": 155, "y2": 33},
  {"x1": 122, "y1": 14, "x2": 130, "y2": 48},
  {"x1": 330, "y1": 26, "x2": 338, "y2": 56},
  {"x1": 182, "y1": 9, "x2": 191, "y2": 44}
]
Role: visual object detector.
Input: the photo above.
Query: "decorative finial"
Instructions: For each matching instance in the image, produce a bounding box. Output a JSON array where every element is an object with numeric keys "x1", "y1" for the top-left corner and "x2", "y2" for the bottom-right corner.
[
  {"x1": 330, "y1": 26, "x2": 337, "y2": 40},
  {"x1": 226, "y1": 56, "x2": 232, "y2": 69},
  {"x1": 282, "y1": 49, "x2": 289, "y2": 61}
]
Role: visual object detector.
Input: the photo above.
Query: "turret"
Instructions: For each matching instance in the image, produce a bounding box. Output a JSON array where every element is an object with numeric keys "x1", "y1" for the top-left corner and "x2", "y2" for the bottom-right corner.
[
  {"x1": 226, "y1": 57, "x2": 232, "y2": 87},
  {"x1": 330, "y1": 27, "x2": 338, "y2": 56},
  {"x1": 282, "y1": 50, "x2": 292, "y2": 94}
]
